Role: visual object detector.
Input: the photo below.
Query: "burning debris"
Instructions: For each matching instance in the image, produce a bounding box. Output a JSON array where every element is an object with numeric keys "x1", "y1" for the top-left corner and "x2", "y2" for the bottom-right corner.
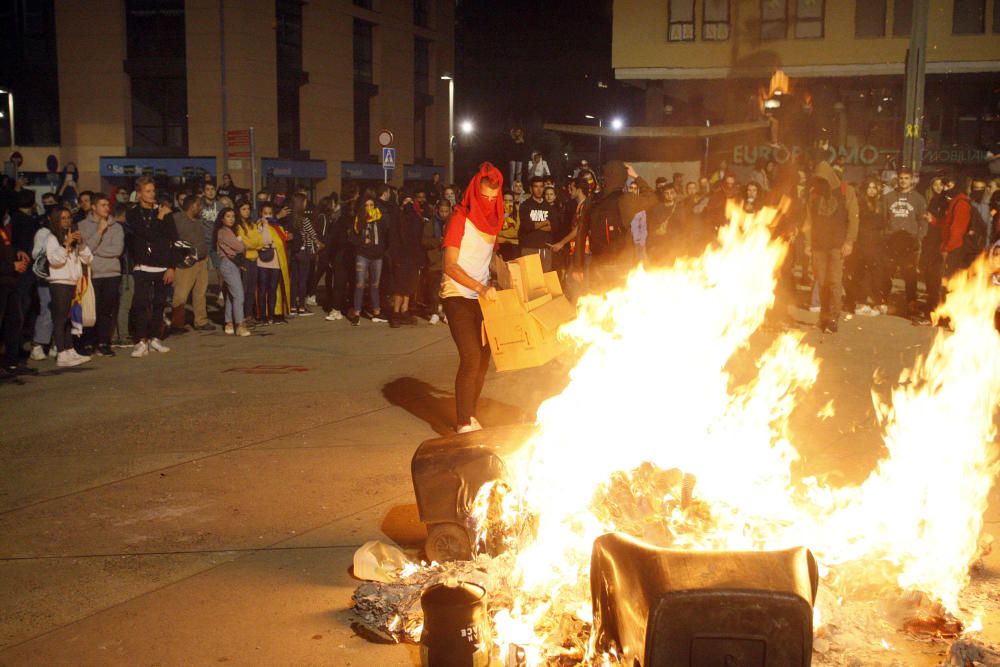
[{"x1": 351, "y1": 205, "x2": 1000, "y2": 665}]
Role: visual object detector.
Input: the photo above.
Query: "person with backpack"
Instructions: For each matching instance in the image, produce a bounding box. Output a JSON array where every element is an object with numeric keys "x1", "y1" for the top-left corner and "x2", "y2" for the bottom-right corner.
[
  {"x1": 573, "y1": 161, "x2": 656, "y2": 291},
  {"x1": 804, "y1": 161, "x2": 858, "y2": 334},
  {"x1": 78, "y1": 193, "x2": 124, "y2": 356},
  {"x1": 941, "y1": 179, "x2": 989, "y2": 277}
]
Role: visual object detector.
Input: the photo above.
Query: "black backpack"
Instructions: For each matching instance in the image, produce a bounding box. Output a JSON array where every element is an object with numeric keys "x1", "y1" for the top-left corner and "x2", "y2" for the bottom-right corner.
[
  {"x1": 960, "y1": 202, "x2": 989, "y2": 262},
  {"x1": 587, "y1": 192, "x2": 627, "y2": 258}
]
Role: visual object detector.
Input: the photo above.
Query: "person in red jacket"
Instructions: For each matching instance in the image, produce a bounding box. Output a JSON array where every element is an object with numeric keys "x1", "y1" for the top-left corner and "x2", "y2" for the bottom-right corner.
[{"x1": 940, "y1": 187, "x2": 976, "y2": 276}]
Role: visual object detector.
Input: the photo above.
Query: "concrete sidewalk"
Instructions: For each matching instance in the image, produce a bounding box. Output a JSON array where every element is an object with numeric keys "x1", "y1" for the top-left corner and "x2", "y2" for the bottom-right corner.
[{"x1": 0, "y1": 310, "x2": 996, "y2": 665}]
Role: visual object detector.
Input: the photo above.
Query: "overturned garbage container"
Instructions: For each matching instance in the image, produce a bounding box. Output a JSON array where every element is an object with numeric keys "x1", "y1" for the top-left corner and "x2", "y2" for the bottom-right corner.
[
  {"x1": 411, "y1": 424, "x2": 536, "y2": 563},
  {"x1": 591, "y1": 532, "x2": 818, "y2": 667}
]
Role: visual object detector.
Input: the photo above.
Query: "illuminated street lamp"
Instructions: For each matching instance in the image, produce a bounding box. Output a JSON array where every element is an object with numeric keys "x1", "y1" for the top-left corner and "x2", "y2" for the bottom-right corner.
[
  {"x1": 610, "y1": 117, "x2": 624, "y2": 131},
  {"x1": 459, "y1": 119, "x2": 474, "y2": 135},
  {"x1": 441, "y1": 73, "x2": 454, "y2": 184},
  {"x1": 0, "y1": 88, "x2": 14, "y2": 146}
]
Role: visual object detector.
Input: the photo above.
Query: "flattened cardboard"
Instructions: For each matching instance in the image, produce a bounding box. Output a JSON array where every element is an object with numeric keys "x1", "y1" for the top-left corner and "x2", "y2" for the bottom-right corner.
[{"x1": 509, "y1": 254, "x2": 549, "y2": 302}]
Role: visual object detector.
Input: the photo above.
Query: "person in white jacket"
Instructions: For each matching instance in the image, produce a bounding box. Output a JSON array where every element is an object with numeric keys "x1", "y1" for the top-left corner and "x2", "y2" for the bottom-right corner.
[{"x1": 45, "y1": 206, "x2": 93, "y2": 367}]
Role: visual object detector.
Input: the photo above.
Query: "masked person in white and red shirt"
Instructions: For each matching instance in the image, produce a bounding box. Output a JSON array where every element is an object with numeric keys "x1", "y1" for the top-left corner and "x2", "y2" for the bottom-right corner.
[{"x1": 441, "y1": 162, "x2": 504, "y2": 434}]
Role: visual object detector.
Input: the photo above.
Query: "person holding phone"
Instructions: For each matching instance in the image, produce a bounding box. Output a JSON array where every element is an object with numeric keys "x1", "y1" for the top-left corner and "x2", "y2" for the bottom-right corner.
[
  {"x1": 127, "y1": 176, "x2": 177, "y2": 358},
  {"x1": 45, "y1": 206, "x2": 92, "y2": 367}
]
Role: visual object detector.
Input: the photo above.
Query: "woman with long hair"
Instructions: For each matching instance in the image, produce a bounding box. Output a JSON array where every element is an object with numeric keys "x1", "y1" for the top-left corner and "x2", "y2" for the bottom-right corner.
[
  {"x1": 256, "y1": 202, "x2": 292, "y2": 324},
  {"x1": 848, "y1": 176, "x2": 889, "y2": 315},
  {"x1": 45, "y1": 206, "x2": 93, "y2": 366},
  {"x1": 213, "y1": 207, "x2": 250, "y2": 336},
  {"x1": 235, "y1": 201, "x2": 263, "y2": 324}
]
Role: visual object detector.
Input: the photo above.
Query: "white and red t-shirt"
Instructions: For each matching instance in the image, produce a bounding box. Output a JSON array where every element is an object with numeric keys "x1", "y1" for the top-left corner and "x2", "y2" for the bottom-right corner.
[{"x1": 440, "y1": 216, "x2": 496, "y2": 299}]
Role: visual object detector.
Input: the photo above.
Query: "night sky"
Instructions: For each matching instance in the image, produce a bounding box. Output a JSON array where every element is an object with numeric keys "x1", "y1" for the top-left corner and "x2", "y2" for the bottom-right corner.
[{"x1": 454, "y1": 0, "x2": 640, "y2": 179}]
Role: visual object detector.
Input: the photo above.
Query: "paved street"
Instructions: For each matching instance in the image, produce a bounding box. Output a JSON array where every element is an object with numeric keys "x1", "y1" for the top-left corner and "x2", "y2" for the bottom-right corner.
[{"x1": 0, "y1": 305, "x2": 997, "y2": 665}]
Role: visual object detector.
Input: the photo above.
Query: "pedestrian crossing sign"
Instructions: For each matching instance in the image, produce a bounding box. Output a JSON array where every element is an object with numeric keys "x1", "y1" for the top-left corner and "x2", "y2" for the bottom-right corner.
[{"x1": 382, "y1": 147, "x2": 396, "y2": 170}]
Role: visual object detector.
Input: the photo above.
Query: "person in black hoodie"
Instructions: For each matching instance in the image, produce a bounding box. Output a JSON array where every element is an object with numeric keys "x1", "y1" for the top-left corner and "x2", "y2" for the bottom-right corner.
[
  {"x1": 0, "y1": 222, "x2": 35, "y2": 380},
  {"x1": 324, "y1": 189, "x2": 356, "y2": 321},
  {"x1": 388, "y1": 194, "x2": 428, "y2": 327},
  {"x1": 127, "y1": 176, "x2": 178, "y2": 358},
  {"x1": 845, "y1": 176, "x2": 889, "y2": 316}
]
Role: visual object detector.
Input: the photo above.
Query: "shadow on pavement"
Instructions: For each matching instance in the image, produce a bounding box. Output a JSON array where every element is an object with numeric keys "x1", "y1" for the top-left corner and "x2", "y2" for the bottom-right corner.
[
  {"x1": 380, "y1": 504, "x2": 426, "y2": 549},
  {"x1": 381, "y1": 377, "x2": 530, "y2": 436}
]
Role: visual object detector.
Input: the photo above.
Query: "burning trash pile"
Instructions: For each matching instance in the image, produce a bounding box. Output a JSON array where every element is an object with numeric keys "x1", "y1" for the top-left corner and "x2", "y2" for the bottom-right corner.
[{"x1": 351, "y1": 203, "x2": 1000, "y2": 665}]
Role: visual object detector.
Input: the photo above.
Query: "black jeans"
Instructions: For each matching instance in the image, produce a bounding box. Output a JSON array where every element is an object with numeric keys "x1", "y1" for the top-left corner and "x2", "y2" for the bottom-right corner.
[
  {"x1": 0, "y1": 284, "x2": 24, "y2": 367},
  {"x1": 81, "y1": 276, "x2": 121, "y2": 347},
  {"x1": 424, "y1": 269, "x2": 442, "y2": 315},
  {"x1": 243, "y1": 262, "x2": 259, "y2": 319},
  {"x1": 129, "y1": 270, "x2": 168, "y2": 342},
  {"x1": 290, "y1": 249, "x2": 312, "y2": 309},
  {"x1": 879, "y1": 231, "x2": 919, "y2": 308},
  {"x1": 442, "y1": 297, "x2": 491, "y2": 427},
  {"x1": 258, "y1": 267, "x2": 280, "y2": 320},
  {"x1": 920, "y1": 226, "x2": 944, "y2": 313},
  {"x1": 49, "y1": 283, "x2": 76, "y2": 352}
]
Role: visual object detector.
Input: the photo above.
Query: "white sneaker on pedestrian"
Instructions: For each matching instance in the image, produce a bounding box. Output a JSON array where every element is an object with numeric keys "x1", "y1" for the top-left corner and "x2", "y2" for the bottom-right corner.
[
  {"x1": 56, "y1": 350, "x2": 87, "y2": 367},
  {"x1": 371, "y1": 313, "x2": 388, "y2": 323},
  {"x1": 224, "y1": 323, "x2": 235, "y2": 335},
  {"x1": 325, "y1": 310, "x2": 344, "y2": 321},
  {"x1": 235, "y1": 323, "x2": 251, "y2": 337},
  {"x1": 305, "y1": 295, "x2": 318, "y2": 307},
  {"x1": 131, "y1": 341, "x2": 149, "y2": 357},
  {"x1": 69, "y1": 349, "x2": 91, "y2": 362},
  {"x1": 469, "y1": 417, "x2": 483, "y2": 430},
  {"x1": 30, "y1": 345, "x2": 46, "y2": 361},
  {"x1": 456, "y1": 423, "x2": 478, "y2": 434},
  {"x1": 428, "y1": 314, "x2": 440, "y2": 325},
  {"x1": 216, "y1": 292, "x2": 225, "y2": 307},
  {"x1": 809, "y1": 304, "x2": 821, "y2": 313},
  {"x1": 855, "y1": 305, "x2": 873, "y2": 316},
  {"x1": 48, "y1": 345, "x2": 58, "y2": 358},
  {"x1": 149, "y1": 338, "x2": 170, "y2": 353},
  {"x1": 878, "y1": 303, "x2": 889, "y2": 315}
]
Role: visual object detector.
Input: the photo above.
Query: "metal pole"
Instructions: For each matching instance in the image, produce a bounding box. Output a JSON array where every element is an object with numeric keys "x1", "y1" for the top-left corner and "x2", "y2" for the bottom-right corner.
[
  {"x1": 219, "y1": 0, "x2": 227, "y2": 183},
  {"x1": 6, "y1": 92, "x2": 14, "y2": 147},
  {"x1": 902, "y1": 0, "x2": 928, "y2": 173},
  {"x1": 447, "y1": 78, "x2": 455, "y2": 185},
  {"x1": 597, "y1": 118, "x2": 603, "y2": 167},
  {"x1": 249, "y1": 126, "x2": 257, "y2": 203}
]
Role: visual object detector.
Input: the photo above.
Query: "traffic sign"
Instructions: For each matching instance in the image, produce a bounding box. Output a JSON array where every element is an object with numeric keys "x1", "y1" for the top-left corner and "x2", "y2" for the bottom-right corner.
[
  {"x1": 377, "y1": 129, "x2": 394, "y2": 147},
  {"x1": 382, "y1": 147, "x2": 396, "y2": 170}
]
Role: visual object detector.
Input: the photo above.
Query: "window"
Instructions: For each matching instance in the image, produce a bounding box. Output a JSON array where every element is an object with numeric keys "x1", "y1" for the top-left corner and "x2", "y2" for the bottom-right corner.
[
  {"x1": 353, "y1": 19, "x2": 374, "y2": 83},
  {"x1": 668, "y1": 0, "x2": 695, "y2": 41},
  {"x1": 0, "y1": 0, "x2": 60, "y2": 145},
  {"x1": 354, "y1": 87, "x2": 372, "y2": 161},
  {"x1": 276, "y1": 0, "x2": 305, "y2": 158},
  {"x1": 893, "y1": 0, "x2": 912, "y2": 35},
  {"x1": 353, "y1": 0, "x2": 373, "y2": 9},
  {"x1": 414, "y1": 103, "x2": 427, "y2": 161},
  {"x1": 855, "y1": 0, "x2": 886, "y2": 36},
  {"x1": 953, "y1": 0, "x2": 985, "y2": 33},
  {"x1": 414, "y1": 0, "x2": 430, "y2": 28},
  {"x1": 703, "y1": 0, "x2": 731, "y2": 40},
  {"x1": 795, "y1": 0, "x2": 824, "y2": 37},
  {"x1": 414, "y1": 38, "x2": 430, "y2": 95},
  {"x1": 761, "y1": 0, "x2": 787, "y2": 39},
  {"x1": 994, "y1": 0, "x2": 1000, "y2": 31},
  {"x1": 125, "y1": 0, "x2": 186, "y2": 155}
]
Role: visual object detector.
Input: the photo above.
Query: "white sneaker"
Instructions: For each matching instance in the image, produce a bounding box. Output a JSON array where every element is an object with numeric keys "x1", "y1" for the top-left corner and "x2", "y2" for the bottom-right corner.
[
  {"x1": 235, "y1": 323, "x2": 251, "y2": 337},
  {"x1": 224, "y1": 323, "x2": 235, "y2": 335},
  {"x1": 70, "y1": 349, "x2": 91, "y2": 362},
  {"x1": 216, "y1": 292, "x2": 225, "y2": 307},
  {"x1": 325, "y1": 310, "x2": 344, "y2": 321},
  {"x1": 57, "y1": 350, "x2": 87, "y2": 367},
  {"x1": 469, "y1": 417, "x2": 483, "y2": 430},
  {"x1": 131, "y1": 341, "x2": 149, "y2": 358},
  {"x1": 429, "y1": 314, "x2": 440, "y2": 325},
  {"x1": 878, "y1": 304, "x2": 889, "y2": 315},
  {"x1": 48, "y1": 345, "x2": 58, "y2": 358},
  {"x1": 30, "y1": 345, "x2": 46, "y2": 361},
  {"x1": 456, "y1": 423, "x2": 478, "y2": 434},
  {"x1": 855, "y1": 305, "x2": 872, "y2": 316},
  {"x1": 305, "y1": 295, "x2": 318, "y2": 307},
  {"x1": 809, "y1": 305, "x2": 821, "y2": 313},
  {"x1": 371, "y1": 313, "x2": 388, "y2": 323},
  {"x1": 149, "y1": 338, "x2": 170, "y2": 353}
]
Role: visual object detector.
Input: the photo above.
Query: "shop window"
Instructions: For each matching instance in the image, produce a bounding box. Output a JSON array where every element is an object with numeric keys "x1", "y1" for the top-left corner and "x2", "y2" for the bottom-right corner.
[
  {"x1": 893, "y1": 0, "x2": 912, "y2": 35},
  {"x1": 668, "y1": 0, "x2": 695, "y2": 41},
  {"x1": 761, "y1": 0, "x2": 788, "y2": 39},
  {"x1": 795, "y1": 0, "x2": 824, "y2": 38},
  {"x1": 953, "y1": 0, "x2": 985, "y2": 33},
  {"x1": 703, "y1": 0, "x2": 731, "y2": 40},
  {"x1": 414, "y1": 0, "x2": 430, "y2": 28},
  {"x1": 855, "y1": 0, "x2": 887, "y2": 36}
]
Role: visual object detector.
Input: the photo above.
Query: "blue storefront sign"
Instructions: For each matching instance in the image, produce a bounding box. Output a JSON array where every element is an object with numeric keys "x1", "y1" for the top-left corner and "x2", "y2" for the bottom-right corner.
[
  {"x1": 341, "y1": 161, "x2": 388, "y2": 181},
  {"x1": 262, "y1": 158, "x2": 327, "y2": 180},
  {"x1": 99, "y1": 156, "x2": 217, "y2": 179},
  {"x1": 403, "y1": 164, "x2": 444, "y2": 182}
]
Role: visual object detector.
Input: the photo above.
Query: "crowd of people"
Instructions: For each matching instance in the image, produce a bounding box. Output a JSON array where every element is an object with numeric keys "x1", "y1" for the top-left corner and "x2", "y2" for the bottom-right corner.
[{"x1": 2, "y1": 146, "x2": 999, "y2": 386}]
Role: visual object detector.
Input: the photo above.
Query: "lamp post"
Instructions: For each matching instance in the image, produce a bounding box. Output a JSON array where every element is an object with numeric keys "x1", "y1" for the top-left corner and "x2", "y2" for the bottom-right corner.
[
  {"x1": 585, "y1": 114, "x2": 602, "y2": 166},
  {"x1": 441, "y1": 73, "x2": 454, "y2": 185},
  {"x1": 0, "y1": 88, "x2": 14, "y2": 147}
]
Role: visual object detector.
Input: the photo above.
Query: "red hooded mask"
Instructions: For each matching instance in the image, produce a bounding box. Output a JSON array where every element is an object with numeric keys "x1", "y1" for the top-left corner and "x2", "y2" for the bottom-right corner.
[{"x1": 451, "y1": 162, "x2": 504, "y2": 236}]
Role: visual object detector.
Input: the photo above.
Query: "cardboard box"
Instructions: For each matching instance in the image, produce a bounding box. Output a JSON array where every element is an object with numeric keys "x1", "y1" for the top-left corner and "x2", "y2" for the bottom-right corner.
[{"x1": 479, "y1": 254, "x2": 577, "y2": 372}]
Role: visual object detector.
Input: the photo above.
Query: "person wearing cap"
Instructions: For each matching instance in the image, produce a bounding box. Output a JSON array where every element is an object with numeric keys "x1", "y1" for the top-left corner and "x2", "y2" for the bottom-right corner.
[
  {"x1": 881, "y1": 166, "x2": 929, "y2": 323},
  {"x1": 440, "y1": 163, "x2": 505, "y2": 434},
  {"x1": 573, "y1": 161, "x2": 656, "y2": 291}
]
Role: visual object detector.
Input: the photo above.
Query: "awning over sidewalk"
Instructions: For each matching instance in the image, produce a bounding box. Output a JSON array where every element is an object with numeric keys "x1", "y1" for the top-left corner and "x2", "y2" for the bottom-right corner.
[
  {"x1": 99, "y1": 156, "x2": 216, "y2": 179},
  {"x1": 543, "y1": 121, "x2": 768, "y2": 139}
]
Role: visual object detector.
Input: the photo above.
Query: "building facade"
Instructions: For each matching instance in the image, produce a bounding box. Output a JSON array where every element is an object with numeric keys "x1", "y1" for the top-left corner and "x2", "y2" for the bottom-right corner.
[
  {"x1": 612, "y1": 0, "x2": 1000, "y2": 174},
  {"x1": 0, "y1": 0, "x2": 454, "y2": 196}
]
